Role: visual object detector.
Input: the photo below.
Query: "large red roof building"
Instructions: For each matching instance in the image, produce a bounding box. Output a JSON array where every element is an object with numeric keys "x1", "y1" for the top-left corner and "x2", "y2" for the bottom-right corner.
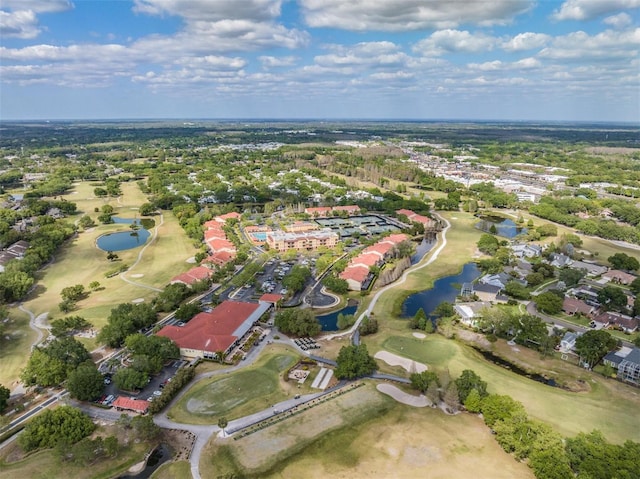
[{"x1": 157, "y1": 300, "x2": 271, "y2": 360}]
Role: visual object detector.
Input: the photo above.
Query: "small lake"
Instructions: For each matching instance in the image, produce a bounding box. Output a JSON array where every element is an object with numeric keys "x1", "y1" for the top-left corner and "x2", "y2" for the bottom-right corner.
[
  {"x1": 97, "y1": 217, "x2": 151, "y2": 252},
  {"x1": 317, "y1": 303, "x2": 358, "y2": 331},
  {"x1": 411, "y1": 237, "x2": 436, "y2": 265},
  {"x1": 475, "y1": 215, "x2": 526, "y2": 238},
  {"x1": 402, "y1": 262, "x2": 481, "y2": 318}
]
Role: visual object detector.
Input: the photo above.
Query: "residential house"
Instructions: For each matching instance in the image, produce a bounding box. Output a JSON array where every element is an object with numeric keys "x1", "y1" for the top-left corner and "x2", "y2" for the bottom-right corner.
[
  {"x1": 471, "y1": 283, "x2": 503, "y2": 302},
  {"x1": 454, "y1": 301, "x2": 492, "y2": 327},
  {"x1": 602, "y1": 270, "x2": 637, "y2": 286},
  {"x1": 550, "y1": 253, "x2": 572, "y2": 268},
  {"x1": 562, "y1": 297, "x2": 596, "y2": 318},
  {"x1": 0, "y1": 240, "x2": 29, "y2": 273},
  {"x1": 511, "y1": 243, "x2": 542, "y2": 259},
  {"x1": 479, "y1": 272, "x2": 523, "y2": 289},
  {"x1": 559, "y1": 331, "x2": 580, "y2": 353},
  {"x1": 570, "y1": 260, "x2": 608, "y2": 277},
  {"x1": 594, "y1": 311, "x2": 638, "y2": 333},
  {"x1": 603, "y1": 347, "x2": 640, "y2": 386},
  {"x1": 340, "y1": 265, "x2": 372, "y2": 292}
]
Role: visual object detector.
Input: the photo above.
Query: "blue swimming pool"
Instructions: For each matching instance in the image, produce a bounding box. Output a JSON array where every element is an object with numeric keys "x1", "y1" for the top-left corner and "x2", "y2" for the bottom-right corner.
[{"x1": 251, "y1": 231, "x2": 268, "y2": 241}]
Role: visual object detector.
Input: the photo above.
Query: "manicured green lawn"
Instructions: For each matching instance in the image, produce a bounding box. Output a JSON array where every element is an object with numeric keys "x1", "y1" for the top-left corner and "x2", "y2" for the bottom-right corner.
[
  {"x1": 168, "y1": 348, "x2": 299, "y2": 424},
  {"x1": 0, "y1": 309, "x2": 36, "y2": 387},
  {"x1": 370, "y1": 333, "x2": 640, "y2": 443},
  {"x1": 150, "y1": 460, "x2": 191, "y2": 479}
]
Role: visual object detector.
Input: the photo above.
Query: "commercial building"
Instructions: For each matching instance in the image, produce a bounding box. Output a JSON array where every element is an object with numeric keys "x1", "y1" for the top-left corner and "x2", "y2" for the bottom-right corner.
[{"x1": 266, "y1": 229, "x2": 338, "y2": 252}]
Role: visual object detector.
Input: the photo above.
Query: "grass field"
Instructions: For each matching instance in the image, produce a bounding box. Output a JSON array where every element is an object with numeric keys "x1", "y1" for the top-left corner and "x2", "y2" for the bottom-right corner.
[
  {"x1": 18, "y1": 181, "x2": 199, "y2": 330},
  {"x1": 0, "y1": 434, "x2": 150, "y2": 479},
  {"x1": 150, "y1": 460, "x2": 191, "y2": 479},
  {"x1": 168, "y1": 345, "x2": 302, "y2": 424},
  {"x1": 369, "y1": 333, "x2": 640, "y2": 443},
  {"x1": 0, "y1": 309, "x2": 36, "y2": 388},
  {"x1": 200, "y1": 383, "x2": 534, "y2": 479}
]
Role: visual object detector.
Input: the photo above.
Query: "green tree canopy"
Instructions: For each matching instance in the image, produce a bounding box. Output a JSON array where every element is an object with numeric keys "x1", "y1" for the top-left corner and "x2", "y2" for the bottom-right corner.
[
  {"x1": 18, "y1": 406, "x2": 95, "y2": 452},
  {"x1": 66, "y1": 361, "x2": 104, "y2": 401},
  {"x1": 21, "y1": 337, "x2": 91, "y2": 387},
  {"x1": 274, "y1": 309, "x2": 321, "y2": 337},
  {"x1": 477, "y1": 233, "x2": 500, "y2": 255},
  {"x1": 534, "y1": 291, "x2": 564, "y2": 315},
  {"x1": 335, "y1": 344, "x2": 377, "y2": 379},
  {"x1": 455, "y1": 369, "x2": 488, "y2": 403},
  {"x1": 575, "y1": 330, "x2": 617, "y2": 369},
  {"x1": 607, "y1": 252, "x2": 640, "y2": 271}
]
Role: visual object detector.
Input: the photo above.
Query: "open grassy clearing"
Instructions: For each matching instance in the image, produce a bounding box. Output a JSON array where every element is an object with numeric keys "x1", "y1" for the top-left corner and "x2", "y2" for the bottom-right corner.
[
  {"x1": 150, "y1": 460, "x2": 191, "y2": 479},
  {"x1": 20, "y1": 181, "x2": 198, "y2": 331},
  {"x1": 0, "y1": 309, "x2": 36, "y2": 387},
  {"x1": 200, "y1": 382, "x2": 533, "y2": 479},
  {"x1": 168, "y1": 344, "x2": 303, "y2": 424},
  {"x1": 368, "y1": 333, "x2": 640, "y2": 443}
]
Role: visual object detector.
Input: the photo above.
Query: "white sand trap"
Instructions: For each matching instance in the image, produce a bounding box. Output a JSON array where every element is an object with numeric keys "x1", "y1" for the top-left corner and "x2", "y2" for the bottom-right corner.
[
  {"x1": 377, "y1": 384, "x2": 429, "y2": 407},
  {"x1": 130, "y1": 207, "x2": 139, "y2": 210},
  {"x1": 451, "y1": 217, "x2": 458, "y2": 219},
  {"x1": 130, "y1": 273, "x2": 144, "y2": 278},
  {"x1": 131, "y1": 298, "x2": 145, "y2": 303},
  {"x1": 413, "y1": 332, "x2": 426, "y2": 339},
  {"x1": 186, "y1": 256, "x2": 197, "y2": 264},
  {"x1": 375, "y1": 351, "x2": 428, "y2": 373}
]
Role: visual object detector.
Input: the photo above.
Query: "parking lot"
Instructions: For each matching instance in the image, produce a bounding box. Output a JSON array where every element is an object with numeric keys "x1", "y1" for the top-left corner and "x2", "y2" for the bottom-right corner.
[
  {"x1": 95, "y1": 359, "x2": 187, "y2": 408},
  {"x1": 231, "y1": 256, "x2": 317, "y2": 304}
]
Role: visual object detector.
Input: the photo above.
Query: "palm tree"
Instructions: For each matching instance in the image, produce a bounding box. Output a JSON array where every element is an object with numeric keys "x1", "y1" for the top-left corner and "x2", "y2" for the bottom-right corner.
[{"x1": 218, "y1": 417, "x2": 228, "y2": 436}]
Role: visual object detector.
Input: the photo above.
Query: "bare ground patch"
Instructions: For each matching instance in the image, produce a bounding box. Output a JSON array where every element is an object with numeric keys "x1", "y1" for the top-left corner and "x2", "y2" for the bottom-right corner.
[
  {"x1": 374, "y1": 350, "x2": 428, "y2": 373},
  {"x1": 377, "y1": 383, "x2": 430, "y2": 407}
]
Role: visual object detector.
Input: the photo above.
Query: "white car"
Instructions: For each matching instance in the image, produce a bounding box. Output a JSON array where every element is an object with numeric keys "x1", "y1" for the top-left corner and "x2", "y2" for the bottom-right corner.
[{"x1": 153, "y1": 390, "x2": 162, "y2": 396}]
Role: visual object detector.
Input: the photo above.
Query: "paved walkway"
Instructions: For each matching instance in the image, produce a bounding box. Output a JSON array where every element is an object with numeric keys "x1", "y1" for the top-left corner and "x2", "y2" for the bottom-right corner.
[{"x1": 322, "y1": 214, "x2": 451, "y2": 341}]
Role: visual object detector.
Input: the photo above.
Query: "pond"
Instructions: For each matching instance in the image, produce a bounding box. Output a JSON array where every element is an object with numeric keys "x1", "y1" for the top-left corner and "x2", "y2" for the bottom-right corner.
[
  {"x1": 402, "y1": 262, "x2": 481, "y2": 318},
  {"x1": 410, "y1": 237, "x2": 437, "y2": 265},
  {"x1": 118, "y1": 444, "x2": 172, "y2": 479},
  {"x1": 317, "y1": 303, "x2": 359, "y2": 332},
  {"x1": 96, "y1": 217, "x2": 151, "y2": 252},
  {"x1": 475, "y1": 215, "x2": 527, "y2": 238}
]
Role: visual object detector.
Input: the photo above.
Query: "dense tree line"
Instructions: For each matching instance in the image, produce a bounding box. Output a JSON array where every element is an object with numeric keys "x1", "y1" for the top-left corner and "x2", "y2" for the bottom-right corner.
[
  {"x1": 18, "y1": 406, "x2": 95, "y2": 452},
  {"x1": 335, "y1": 344, "x2": 377, "y2": 379},
  {"x1": 274, "y1": 309, "x2": 321, "y2": 337},
  {"x1": 21, "y1": 337, "x2": 91, "y2": 387},
  {"x1": 97, "y1": 303, "x2": 157, "y2": 348}
]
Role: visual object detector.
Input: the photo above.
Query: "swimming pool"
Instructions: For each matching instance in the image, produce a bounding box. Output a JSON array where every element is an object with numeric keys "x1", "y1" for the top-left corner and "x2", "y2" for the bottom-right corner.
[{"x1": 250, "y1": 231, "x2": 268, "y2": 241}]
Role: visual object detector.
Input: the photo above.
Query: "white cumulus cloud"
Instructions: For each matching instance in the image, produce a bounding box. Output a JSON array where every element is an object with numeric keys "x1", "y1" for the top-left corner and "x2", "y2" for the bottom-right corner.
[
  {"x1": 414, "y1": 30, "x2": 496, "y2": 56},
  {"x1": 603, "y1": 12, "x2": 633, "y2": 28},
  {"x1": 501, "y1": 32, "x2": 550, "y2": 51},
  {"x1": 552, "y1": 0, "x2": 640, "y2": 21},
  {"x1": 299, "y1": 0, "x2": 533, "y2": 31}
]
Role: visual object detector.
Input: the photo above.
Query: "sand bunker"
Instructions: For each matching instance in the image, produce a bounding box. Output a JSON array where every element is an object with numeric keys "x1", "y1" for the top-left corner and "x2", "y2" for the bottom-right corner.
[
  {"x1": 375, "y1": 351, "x2": 427, "y2": 373},
  {"x1": 412, "y1": 332, "x2": 426, "y2": 339},
  {"x1": 130, "y1": 273, "x2": 144, "y2": 278},
  {"x1": 186, "y1": 256, "x2": 197, "y2": 264},
  {"x1": 377, "y1": 384, "x2": 429, "y2": 407},
  {"x1": 131, "y1": 298, "x2": 145, "y2": 303}
]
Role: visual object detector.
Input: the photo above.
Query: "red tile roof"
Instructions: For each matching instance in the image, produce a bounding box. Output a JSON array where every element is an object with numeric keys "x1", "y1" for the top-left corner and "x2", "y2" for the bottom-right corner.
[
  {"x1": 363, "y1": 243, "x2": 393, "y2": 256},
  {"x1": 333, "y1": 205, "x2": 360, "y2": 212},
  {"x1": 340, "y1": 265, "x2": 370, "y2": 283},
  {"x1": 171, "y1": 266, "x2": 213, "y2": 286},
  {"x1": 112, "y1": 396, "x2": 149, "y2": 413},
  {"x1": 260, "y1": 293, "x2": 283, "y2": 303},
  {"x1": 351, "y1": 252, "x2": 381, "y2": 267},
  {"x1": 157, "y1": 301, "x2": 260, "y2": 354},
  {"x1": 205, "y1": 251, "x2": 236, "y2": 266},
  {"x1": 217, "y1": 212, "x2": 241, "y2": 222},
  {"x1": 206, "y1": 238, "x2": 236, "y2": 252},
  {"x1": 383, "y1": 233, "x2": 410, "y2": 245}
]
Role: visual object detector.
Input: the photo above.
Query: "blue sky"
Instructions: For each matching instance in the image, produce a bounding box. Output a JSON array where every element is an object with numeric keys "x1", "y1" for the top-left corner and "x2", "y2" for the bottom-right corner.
[{"x1": 1, "y1": 0, "x2": 638, "y2": 121}]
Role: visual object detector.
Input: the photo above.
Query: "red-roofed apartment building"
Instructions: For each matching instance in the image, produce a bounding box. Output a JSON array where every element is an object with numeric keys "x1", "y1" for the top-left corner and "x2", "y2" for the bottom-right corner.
[
  {"x1": 339, "y1": 233, "x2": 411, "y2": 291},
  {"x1": 305, "y1": 206, "x2": 332, "y2": 217},
  {"x1": 170, "y1": 266, "x2": 213, "y2": 287},
  {"x1": 340, "y1": 265, "x2": 371, "y2": 291},
  {"x1": 157, "y1": 300, "x2": 272, "y2": 360},
  {"x1": 396, "y1": 209, "x2": 434, "y2": 227}
]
